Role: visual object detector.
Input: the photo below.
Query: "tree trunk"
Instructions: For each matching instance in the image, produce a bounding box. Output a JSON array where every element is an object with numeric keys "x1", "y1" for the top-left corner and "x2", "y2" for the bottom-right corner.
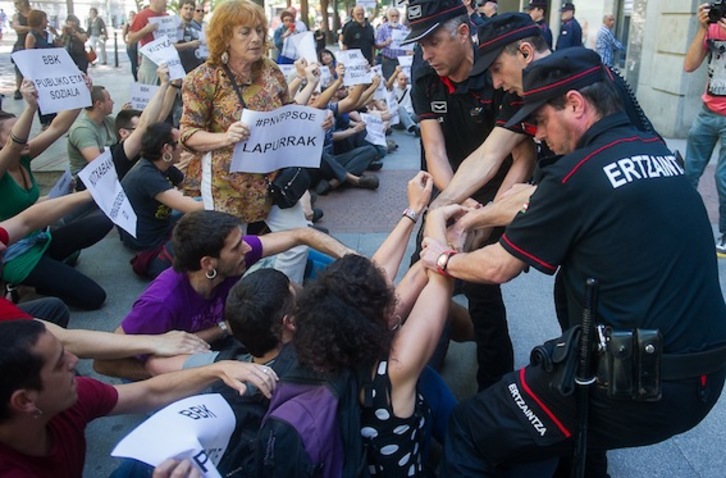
[
  {"x1": 320, "y1": 0, "x2": 330, "y2": 44},
  {"x1": 300, "y1": 0, "x2": 309, "y2": 30},
  {"x1": 66, "y1": 0, "x2": 74, "y2": 14}
]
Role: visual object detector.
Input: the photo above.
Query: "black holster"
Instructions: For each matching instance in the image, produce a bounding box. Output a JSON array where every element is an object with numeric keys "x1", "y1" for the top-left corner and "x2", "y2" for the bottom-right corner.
[
  {"x1": 597, "y1": 328, "x2": 662, "y2": 401},
  {"x1": 530, "y1": 325, "x2": 582, "y2": 397}
]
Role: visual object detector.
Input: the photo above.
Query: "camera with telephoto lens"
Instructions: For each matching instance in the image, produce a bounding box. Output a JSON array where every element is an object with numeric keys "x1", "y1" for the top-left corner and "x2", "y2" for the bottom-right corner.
[{"x1": 708, "y1": 1, "x2": 726, "y2": 24}]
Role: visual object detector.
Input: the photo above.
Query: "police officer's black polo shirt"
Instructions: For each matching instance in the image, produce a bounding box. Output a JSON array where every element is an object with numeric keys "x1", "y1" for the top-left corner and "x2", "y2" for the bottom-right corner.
[
  {"x1": 412, "y1": 63, "x2": 512, "y2": 204},
  {"x1": 341, "y1": 20, "x2": 375, "y2": 64},
  {"x1": 500, "y1": 113, "x2": 726, "y2": 353}
]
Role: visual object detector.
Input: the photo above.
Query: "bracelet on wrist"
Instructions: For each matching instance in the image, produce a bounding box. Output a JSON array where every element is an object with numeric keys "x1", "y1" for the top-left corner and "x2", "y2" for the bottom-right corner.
[
  {"x1": 402, "y1": 208, "x2": 418, "y2": 223},
  {"x1": 11, "y1": 133, "x2": 28, "y2": 145},
  {"x1": 435, "y1": 249, "x2": 458, "y2": 277}
]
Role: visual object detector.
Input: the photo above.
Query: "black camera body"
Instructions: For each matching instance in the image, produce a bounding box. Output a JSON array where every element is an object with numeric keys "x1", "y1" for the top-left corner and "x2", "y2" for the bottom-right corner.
[{"x1": 708, "y1": 1, "x2": 726, "y2": 24}]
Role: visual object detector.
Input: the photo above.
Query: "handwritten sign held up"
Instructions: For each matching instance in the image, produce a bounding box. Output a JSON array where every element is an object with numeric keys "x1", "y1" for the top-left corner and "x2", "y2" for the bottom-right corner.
[
  {"x1": 130, "y1": 82, "x2": 160, "y2": 110},
  {"x1": 112, "y1": 394, "x2": 235, "y2": 478},
  {"x1": 231, "y1": 105, "x2": 325, "y2": 173},
  {"x1": 77, "y1": 150, "x2": 137, "y2": 238},
  {"x1": 150, "y1": 15, "x2": 180, "y2": 43},
  {"x1": 336, "y1": 49, "x2": 373, "y2": 86},
  {"x1": 139, "y1": 35, "x2": 185, "y2": 80},
  {"x1": 11, "y1": 48, "x2": 91, "y2": 114},
  {"x1": 361, "y1": 113, "x2": 387, "y2": 148}
]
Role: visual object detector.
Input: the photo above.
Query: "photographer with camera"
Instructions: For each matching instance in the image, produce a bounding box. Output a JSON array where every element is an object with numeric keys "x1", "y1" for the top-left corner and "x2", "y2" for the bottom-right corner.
[{"x1": 684, "y1": 2, "x2": 726, "y2": 256}]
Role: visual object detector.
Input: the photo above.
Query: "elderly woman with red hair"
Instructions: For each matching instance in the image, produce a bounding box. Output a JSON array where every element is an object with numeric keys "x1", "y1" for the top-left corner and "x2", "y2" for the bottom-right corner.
[{"x1": 179, "y1": 0, "x2": 310, "y2": 284}]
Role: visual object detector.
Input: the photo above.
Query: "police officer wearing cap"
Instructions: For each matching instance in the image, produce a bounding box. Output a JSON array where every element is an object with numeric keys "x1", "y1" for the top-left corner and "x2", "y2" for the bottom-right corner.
[
  {"x1": 402, "y1": 0, "x2": 530, "y2": 391},
  {"x1": 556, "y1": 2, "x2": 582, "y2": 50},
  {"x1": 526, "y1": 0, "x2": 553, "y2": 49},
  {"x1": 421, "y1": 47, "x2": 726, "y2": 477}
]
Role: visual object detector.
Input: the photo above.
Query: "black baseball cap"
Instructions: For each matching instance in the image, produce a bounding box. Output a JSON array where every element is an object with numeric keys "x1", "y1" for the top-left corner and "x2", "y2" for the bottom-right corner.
[
  {"x1": 524, "y1": 1, "x2": 548, "y2": 10},
  {"x1": 471, "y1": 13, "x2": 542, "y2": 76},
  {"x1": 505, "y1": 47, "x2": 605, "y2": 128},
  {"x1": 560, "y1": 2, "x2": 575, "y2": 12},
  {"x1": 400, "y1": 0, "x2": 468, "y2": 46}
]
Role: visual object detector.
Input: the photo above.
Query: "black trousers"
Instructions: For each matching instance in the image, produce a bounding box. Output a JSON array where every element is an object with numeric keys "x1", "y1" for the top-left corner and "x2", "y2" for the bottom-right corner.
[{"x1": 442, "y1": 363, "x2": 726, "y2": 476}]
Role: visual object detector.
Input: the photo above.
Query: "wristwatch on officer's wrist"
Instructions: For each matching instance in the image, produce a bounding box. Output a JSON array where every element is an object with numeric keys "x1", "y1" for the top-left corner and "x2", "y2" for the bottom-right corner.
[{"x1": 436, "y1": 250, "x2": 457, "y2": 277}]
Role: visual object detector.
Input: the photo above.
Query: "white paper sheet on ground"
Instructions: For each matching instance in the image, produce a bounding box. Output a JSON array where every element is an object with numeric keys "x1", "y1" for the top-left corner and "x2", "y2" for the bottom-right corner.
[
  {"x1": 386, "y1": 91, "x2": 400, "y2": 126},
  {"x1": 288, "y1": 31, "x2": 317, "y2": 64},
  {"x1": 336, "y1": 49, "x2": 373, "y2": 86},
  {"x1": 231, "y1": 105, "x2": 325, "y2": 173},
  {"x1": 149, "y1": 16, "x2": 180, "y2": 43},
  {"x1": 361, "y1": 113, "x2": 387, "y2": 147},
  {"x1": 130, "y1": 82, "x2": 159, "y2": 110},
  {"x1": 11, "y1": 48, "x2": 91, "y2": 114},
  {"x1": 47, "y1": 169, "x2": 74, "y2": 199},
  {"x1": 390, "y1": 28, "x2": 412, "y2": 51},
  {"x1": 111, "y1": 394, "x2": 235, "y2": 478},
  {"x1": 372, "y1": 65, "x2": 388, "y2": 100},
  {"x1": 77, "y1": 150, "x2": 137, "y2": 238},
  {"x1": 139, "y1": 35, "x2": 185, "y2": 80}
]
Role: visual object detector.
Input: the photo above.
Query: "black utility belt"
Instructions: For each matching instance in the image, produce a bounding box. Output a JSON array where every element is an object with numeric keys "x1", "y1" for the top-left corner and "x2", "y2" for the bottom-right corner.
[
  {"x1": 530, "y1": 326, "x2": 726, "y2": 403},
  {"x1": 596, "y1": 327, "x2": 726, "y2": 402}
]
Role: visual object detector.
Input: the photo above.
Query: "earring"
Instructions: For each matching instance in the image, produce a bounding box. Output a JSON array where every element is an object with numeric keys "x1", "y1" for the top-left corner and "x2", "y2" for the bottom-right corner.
[
  {"x1": 31, "y1": 408, "x2": 43, "y2": 420},
  {"x1": 205, "y1": 268, "x2": 218, "y2": 280},
  {"x1": 162, "y1": 151, "x2": 173, "y2": 163},
  {"x1": 221, "y1": 51, "x2": 229, "y2": 64}
]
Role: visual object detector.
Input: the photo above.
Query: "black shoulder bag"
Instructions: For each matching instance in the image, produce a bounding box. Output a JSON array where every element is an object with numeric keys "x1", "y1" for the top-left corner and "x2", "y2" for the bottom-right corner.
[{"x1": 224, "y1": 64, "x2": 311, "y2": 209}]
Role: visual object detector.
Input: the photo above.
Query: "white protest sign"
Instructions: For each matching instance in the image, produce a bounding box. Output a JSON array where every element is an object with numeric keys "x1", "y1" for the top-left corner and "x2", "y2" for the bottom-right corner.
[
  {"x1": 397, "y1": 55, "x2": 413, "y2": 79},
  {"x1": 77, "y1": 150, "x2": 137, "y2": 238},
  {"x1": 150, "y1": 15, "x2": 180, "y2": 42},
  {"x1": 336, "y1": 49, "x2": 373, "y2": 86},
  {"x1": 231, "y1": 105, "x2": 325, "y2": 173},
  {"x1": 386, "y1": 91, "x2": 400, "y2": 126},
  {"x1": 372, "y1": 65, "x2": 388, "y2": 100},
  {"x1": 289, "y1": 31, "x2": 318, "y2": 64},
  {"x1": 361, "y1": 113, "x2": 387, "y2": 148},
  {"x1": 357, "y1": 0, "x2": 376, "y2": 9},
  {"x1": 319, "y1": 65, "x2": 333, "y2": 87},
  {"x1": 280, "y1": 33, "x2": 299, "y2": 60},
  {"x1": 112, "y1": 394, "x2": 235, "y2": 478},
  {"x1": 11, "y1": 48, "x2": 91, "y2": 114},
  {"x1": 278, "y1": 63, "x2": 296, "y2": 81},
  {"x1": 390, "y1": 28, "x2": 412, "y2": 51},
  {"x1": 130, "y1": 82, "x2": 159, "y2": 110},
  {"x1": 139, "y1": 35, "x2": 185, "y2": 80},
  {"x1": 48, "y1": 169, "x2": 74, "y2": 199},
  {"x1": 196, "y1": 29, "x2": 209, "y2": 60}
]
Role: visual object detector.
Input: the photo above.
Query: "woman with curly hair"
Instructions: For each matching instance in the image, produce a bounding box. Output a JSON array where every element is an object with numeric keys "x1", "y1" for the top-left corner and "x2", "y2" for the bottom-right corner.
[
  {"x1": 179, "y1": 0, "x2": 313, "y2": 284},
  {"x1": 292, "y1": 172, "x2": 457, "y2": 477}
]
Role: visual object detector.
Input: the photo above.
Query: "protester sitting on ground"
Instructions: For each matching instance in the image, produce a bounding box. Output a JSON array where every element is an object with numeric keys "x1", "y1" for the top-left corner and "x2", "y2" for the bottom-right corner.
[
  {"x1": 93, "y1": 209, "x2": 355, "y2": 381},
  {"x1": 0, "y1": 189, "x2": 211, "y2": 360},
  {"x1": 110, "y1": 64, "x2": 178, "y2": 180},
  {"x1": 390, "y1": 67, "x2": 419, "y2": 136},
  {"x1": 0, "y1": 319, "x2": 278, "y2": 477},
  {"x1": 146, "y1": 267, "x2": 296, "y2": 375},
  {"x1": 260, "y1": 171, "x2": 457, "y2": 476},
  {"x1": 180, "y1": 0, "x2": 319, "y2": 284},
  {"x1": 318, "y1": 48, "x2": 338, "y2": 85},
  {"x1": 121, "y1": 122, "x2": 204, "y2": 278},
  {"x1": 0, "y1": 81, "x2": 108, "y2": 310}
]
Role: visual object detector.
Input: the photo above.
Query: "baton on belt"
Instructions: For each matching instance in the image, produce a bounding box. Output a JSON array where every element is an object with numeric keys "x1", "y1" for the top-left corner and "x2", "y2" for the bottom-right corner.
[{"x1": 572, "y1": 278, "x2": 599, "y2": 478}]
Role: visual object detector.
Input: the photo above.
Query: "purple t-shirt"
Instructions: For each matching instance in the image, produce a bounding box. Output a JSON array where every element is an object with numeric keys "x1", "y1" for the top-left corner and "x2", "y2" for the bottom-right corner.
[{"x1": 121, "y1": 235, "x2": 263, "y2": 335}]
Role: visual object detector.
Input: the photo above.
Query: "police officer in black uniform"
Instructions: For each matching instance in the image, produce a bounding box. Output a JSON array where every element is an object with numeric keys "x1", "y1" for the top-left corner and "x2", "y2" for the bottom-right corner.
[
  {"x1": 402, "y1": 0, "x2": 530, "y2": 391},
  {"x1": 556, "y1": 2, "x2": 582, "y2": 50},
  {"x1": 421, "y1": 47, "x2": 726, "y2": 477},
  {"x1": 526, "y1": 0, "x2": 553, "y2": 50}
]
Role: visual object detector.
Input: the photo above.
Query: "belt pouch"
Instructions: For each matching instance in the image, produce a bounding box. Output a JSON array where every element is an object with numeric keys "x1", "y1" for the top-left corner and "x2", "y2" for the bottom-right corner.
[
  {"x1": 635, "y1": 329, "x2": 662, "y2": 401},
  {"x1": 606, "y1": 330, "x2": 634, "y2": 399}
]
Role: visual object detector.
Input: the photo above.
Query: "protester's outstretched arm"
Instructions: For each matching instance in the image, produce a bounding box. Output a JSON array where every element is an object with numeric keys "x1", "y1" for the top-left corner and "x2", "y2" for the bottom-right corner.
[
  {"x1": 1, "y1": 191, "x2": 93, "y2": 243},
  {"x1": 123, "y1": 65, "x2": 172, "y2": 159},
  {"x1": 111, "y1": 360, "x2": 278, "y2": 415},
  {"x1": 355, "y1": 75, "x2": 381, "y2": 109},
  {"x1": 294, "y1": 63, "x2": 321, "y2": 105},
  {"x1": 43, "y1": 321, "x2": 210, "y2": 359},
  {"x1": 287, "y1": 58, "x2": 308, "y2": 98},
  {"x1": 386, "y1": 66, "x2": 402, "y2": 91},
  {"x1": 0, "y1": 81, "x2": 37, "y2": 177},
  {"x1": 493, "y1": 137, "x2": 536, "y2": 201},
  {"x1": 337, "y1": 82, "x2": 366, "y2": 114},
  {"x1": 312, "y1": 71, "x2": 344, "y2": 109},
  {"x1": 372, "y1": 171, "x2": 433, "y2": 281},
  {"x1": 260, "y1": 227, "x2": 356, "y2": 261}
]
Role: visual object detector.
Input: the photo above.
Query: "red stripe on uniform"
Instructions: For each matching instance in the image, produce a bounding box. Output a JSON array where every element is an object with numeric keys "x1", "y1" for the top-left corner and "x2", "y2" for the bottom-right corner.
[
  {"x1": 523, "y1": 66, "x2": 602, "y2": 98},
  {"x1": 501, "y1": 235, "x2": 557, "y2": 273},
  {"x1": 561, "y1": 136, "x2": 661, "y2": 184},
  {"x1": 518, "y1": 368, "x2": 572, "y2": 438}
]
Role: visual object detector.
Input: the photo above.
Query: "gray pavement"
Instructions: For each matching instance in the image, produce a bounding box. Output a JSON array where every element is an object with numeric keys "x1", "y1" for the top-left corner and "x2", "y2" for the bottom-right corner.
[{"x1": 2, "y1": 35, "x2": 726, "y2": 477}]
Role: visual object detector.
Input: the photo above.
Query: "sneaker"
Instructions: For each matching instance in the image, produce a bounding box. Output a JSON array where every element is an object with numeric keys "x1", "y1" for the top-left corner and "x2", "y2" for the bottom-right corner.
[
  {"x1": 717, "y1": 235, "x2": 726, "y2": 257},
  {"x1": 13, "y1": 90, "x2": 22, "y2": 100},
  {"x1": 315, "y1": 179, "x2": 332, "y2": 195},
  {"x1": 357, "y1": 174, "x2": 379, "y2": 190},
  {"x1": 367, "y1": 160, "x2": 383, "y2": 171},
  {"x1": 311, "y1": 208, "x2": 324, "y2": 223}
]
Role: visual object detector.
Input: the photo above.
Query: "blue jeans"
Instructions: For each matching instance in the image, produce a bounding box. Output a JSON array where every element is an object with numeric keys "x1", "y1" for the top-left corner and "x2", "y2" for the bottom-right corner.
[{"x1": 685, "y1": 104, "x2": 726, "y2": 232}]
